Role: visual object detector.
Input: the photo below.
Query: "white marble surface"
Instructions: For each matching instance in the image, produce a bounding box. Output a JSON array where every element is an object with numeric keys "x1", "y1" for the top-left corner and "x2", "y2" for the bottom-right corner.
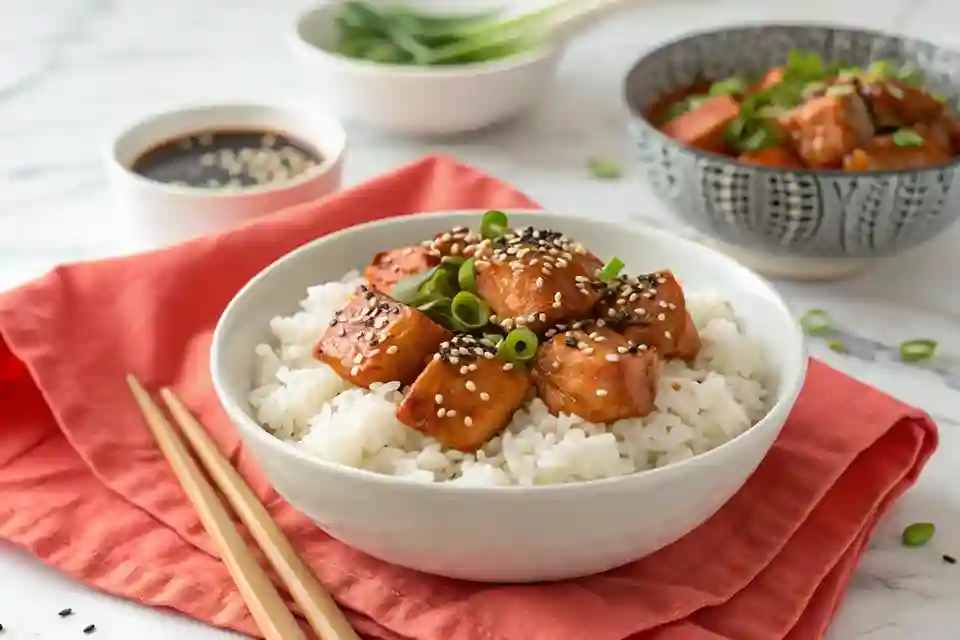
[{"x1": 2, "y1": 0, "x2": 960, "y2": 638}]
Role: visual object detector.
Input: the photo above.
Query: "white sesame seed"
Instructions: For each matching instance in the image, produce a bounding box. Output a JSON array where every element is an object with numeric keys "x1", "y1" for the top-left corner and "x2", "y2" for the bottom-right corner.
[
  {"x1": 437, "y1": 408, "x2": 447, "y2": 418},
  {"x1": 350, "y1": 365, "x2": 360, "y2": 376},
  {"x1": 468, "y1": 363, "x2": 478, "y2": 371},
  {"x1": 465, "y1": 380, "x2": 476, "y2": 391},
  {"x1": 538, "y1": 313, "x2": 547, "y2": 322},
  {"x1": 460, "y1": 366, "x2": 469, "y2": 375},
  {"x1": 435, "y1": 394, "x2": 444, "y2": 403},
  {"x1": 432, "y1": 353, "x2": 441, "y2": 361},
  {"x1": 657, "y1": 313, "x2": 666, "y2": 321},
  {"x1": 664, "y1": 331, "x2": 673, "y2": 339},
  {"x1": 554, "y1": 292, "x2": 563, "y2": 302},
  {"x1": 617, "y1": 346, "x2": 628, "y2": 354},
  {"x1": 447, "y1": 409, "x2": 457, "y2": 417},
  {"x1": 605, "y1": 354, "x2": 619, "y2": 362},
  {"x1": 552, "y1": 302, "x2": 562, "y2": 308},
  {"x1": 480, "y1": 392, "x2": 490, "y2": 401},
  {"x1": 503, "y1": 363, "x2": 514, "y2": 371},
  {"x1": 464, "y1": 417, "x2": 474, "y2": 427},
  {"x1": 387, "y1": 345, "x2": 398, "y2": 355},
  {"x1": 483, "y1": 352, "x2": 495, "y2": 360},
  {"x1": 353, "y1": 354, "x2": 363, "y2": 364},
  {"x1": 536, "y1": 277, "x2": 544, "y2": 288},
  {"x1": 449, "y1": 356, "x2": 460, "y2": 364},
  {"x1": 583, "y1": 347, "x2": 595, "y2": 355},
  {"x1": 489, "y1": 314, "x2": 498, "y2": 323},
  {"x1": 596, "y1": 389, "x2": 609, "y2": 397}
]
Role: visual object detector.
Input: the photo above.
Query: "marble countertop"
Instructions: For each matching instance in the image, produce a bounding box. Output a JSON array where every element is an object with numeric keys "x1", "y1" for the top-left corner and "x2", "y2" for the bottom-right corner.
[{"x1": 2, "y1": 0, "x2": 960, "y2": 638}]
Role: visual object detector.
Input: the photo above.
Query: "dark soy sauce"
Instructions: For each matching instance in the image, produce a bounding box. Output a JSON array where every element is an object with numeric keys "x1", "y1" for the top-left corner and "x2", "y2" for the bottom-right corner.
[{"x1": 131, "y1": 130, "x2": 323, "y2": 190}]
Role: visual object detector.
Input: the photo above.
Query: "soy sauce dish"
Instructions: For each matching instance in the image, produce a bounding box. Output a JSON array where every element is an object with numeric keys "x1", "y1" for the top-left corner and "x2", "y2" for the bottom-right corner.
[{"x1": 107, "y1": 104, "x2": 347, "y2": 249}]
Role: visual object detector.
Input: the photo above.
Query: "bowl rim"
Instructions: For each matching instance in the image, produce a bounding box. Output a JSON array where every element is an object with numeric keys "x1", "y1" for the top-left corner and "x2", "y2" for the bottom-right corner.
[
  {"x1": 106, "y1": 102, "x2": 347, "y2": 200},
  {"x1": 289, "y1": 5, "x2": 560, "y2": 79},
  {"x1": 211, "y1": 209, "x2": 809, "y2": 494},
  {"x1": 623, "y1": 20, "x2": 960, "y2": 178}
]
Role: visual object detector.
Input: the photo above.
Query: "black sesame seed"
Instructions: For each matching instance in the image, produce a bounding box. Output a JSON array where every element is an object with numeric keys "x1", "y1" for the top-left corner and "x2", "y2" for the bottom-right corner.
[
  {"x1": 328, "y1": 317, "x2": 338, "y2": 326},
  {"x1": 944, "y1": 553, "x2": 957, "y2": 564},
  {"x1": 58, "y1": 608, "x2": 74, "y2": 618},
  {"x1": 564, "y1": 335, "x2": 577, "y2": 347},
  {"x1": 83, "y1": 624, "x2": 97, "y2": 634}
]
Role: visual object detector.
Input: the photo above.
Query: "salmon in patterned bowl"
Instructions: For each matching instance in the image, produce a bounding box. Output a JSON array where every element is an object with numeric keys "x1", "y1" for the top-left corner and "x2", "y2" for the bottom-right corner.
[{"x1": 624, "y1": 23, "x2": 960, "y2": 279}]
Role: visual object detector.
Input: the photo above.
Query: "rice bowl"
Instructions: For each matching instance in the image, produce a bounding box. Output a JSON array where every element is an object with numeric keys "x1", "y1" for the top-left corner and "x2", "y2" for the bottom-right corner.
[{"x1": 211, "y1": 209, "x2": 806, "y2": 582}]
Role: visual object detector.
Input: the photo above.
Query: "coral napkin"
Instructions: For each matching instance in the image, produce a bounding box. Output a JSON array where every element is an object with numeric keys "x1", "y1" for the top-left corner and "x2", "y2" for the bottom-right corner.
[{"x1": 0, "y1": 155, "x2": 938, "y2": 640}]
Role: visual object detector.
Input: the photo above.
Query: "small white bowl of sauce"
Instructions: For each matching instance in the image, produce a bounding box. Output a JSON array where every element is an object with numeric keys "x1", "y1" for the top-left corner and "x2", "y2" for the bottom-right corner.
[{"x1": 107, "y1": 103, "x2": 347, "y2": 250}]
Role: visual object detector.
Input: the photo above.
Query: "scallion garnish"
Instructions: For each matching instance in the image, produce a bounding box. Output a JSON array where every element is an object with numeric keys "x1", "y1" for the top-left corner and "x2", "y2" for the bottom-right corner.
[
  {"x1": 893, "y1": 128, "x2": 925, "y2": 147},
  {"x1": 480, "y1": 210, "x2": 509, "y2": 240},
  {"x1": 450, "y1": 290, "x2": 490, "y2": 330},
  {"x1": 441, "y1": 255, "x2": 465, "y2": 267},
  {"x1": 497, "y1": 327, "x2": 538, "y2": 363},
  {"x1": 482, "y1": 332, "x2": 505, "y2": 347},
  {"x1": 799, "y1": 308, "x2": 831, "y2": 336},
  {"x1": 708, "y1": 75, "x2": 748, "y2": 97},
  {"x1": 902, "y1": 522, "x2": 935, "y2": 547},
  {"x1": 587, "y1": 156, "x2": 623, "y2": 180},
  {"x1": 458, "y1": 257, "x2": 477, "y2": 291},
  {"x1": 899, "y1": 338, "x2": 937, "y2": 362},
  {"x1": 598, "y1": 256, "x2": 625, "y2": 282},
  {"x1": 391, "y1": 266, "x2": 441, "y2": 304},
  {"x1": 828, "y1": 340, "x2": 847, "y2": 353}
]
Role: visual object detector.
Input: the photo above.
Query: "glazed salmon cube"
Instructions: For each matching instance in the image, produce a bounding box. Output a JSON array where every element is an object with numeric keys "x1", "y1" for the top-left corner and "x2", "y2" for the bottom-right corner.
[
  {"x1": 778, "y1": 93, "x2": 874, "y2": 168},
  {"x1": 474, "y1": 227, "x2": 604, "y2": 334},
  {"x1": 397, "y1": 335, "x2": 532, "y2": 451},
  {"x1": 660, "y1": 95, "x2": 741, "y2": 153},
  {"x1": 314, "y1": 285, "x2": 451, "y2": 388},
  {"x1": 842, "y1": 130, "x2": 952, "y2": 171},
  {"x1": 594, "y1": 270, "x2": 701, "y2": 361},
  {"x1": 737, "y1": 146, "x2": 804, "y2": 168},
  {"x1": 364, "y1": 245, "x2": 440, "y2": 294},
  {"x1": 860, "y1": 79, "x2": 943, "y2": 128},
  {"x1": 532, "y1": 325, "x2": 660, "y2": 424}
]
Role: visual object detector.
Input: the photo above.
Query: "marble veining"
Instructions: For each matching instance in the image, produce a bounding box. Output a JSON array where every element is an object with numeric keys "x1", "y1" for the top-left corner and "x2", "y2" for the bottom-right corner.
[{"x1": 2, "y1": 0, "x2": 960, "y2": 638}]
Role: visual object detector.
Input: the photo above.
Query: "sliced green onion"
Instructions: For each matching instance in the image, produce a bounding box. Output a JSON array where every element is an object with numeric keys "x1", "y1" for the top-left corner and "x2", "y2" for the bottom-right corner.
[
  {"x1": 419, "y1": 266, "x2": 459, "y2": 300},
  {"x1": 497, "y1": 327, "x2": 539, "y2": 363},
  {"x1": 598, "y1": 256, "x2": 625, "y2": 282},
  {"x1": 900, "y1": 339, "x2": 937, "y2": 363},
  {"x1": 458, "y1": 257, "x2": 477, "y2": 291},
  {"x1": 450, "y1": 291, "x2": 490, "y2": 329},
  {"x1": 708, "y1": 75, "x2": 748, "y2": 97},
  {"x1": 482, "y1": 332, "x2": 504, "y2": 347},
  {"x1": 824, "y1": 83, "x2": 855, "y2": 97},
  {"x1": 480, "y1": 210, "x2": 509, "y2": 240},
  {"x1": 893, "y1": 128, "x2": 925, "y2": 147},
  {"x1": 391, "y1": 266, "x2": 440, "y2": 304},
  {"x1": 587, "y1": 156, "x2": 623, "y2": 180},
  {"x1": 828, "y1": 340, "x2": 847, "y2": 353},
  {"x1": 441, "y1": 255, "x2": 465, "y2": 267},
  {"x1": 902, "y1": 522, "x2": 935, "y2": 547},
  {"x1": 799, "y1": 308, "x2": 831, "y2": 336}
]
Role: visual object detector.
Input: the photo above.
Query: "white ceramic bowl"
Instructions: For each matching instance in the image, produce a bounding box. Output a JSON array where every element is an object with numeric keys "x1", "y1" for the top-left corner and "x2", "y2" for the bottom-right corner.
[
  {"x1": 289, "y1": 6, "x2": 564, "y2": 136},
  {"x1": 211, "y1": 210, "x2": 807, "y2": 582},
  {"x1": 107, "y1": 103, "x2": 347, "y2": 251}
]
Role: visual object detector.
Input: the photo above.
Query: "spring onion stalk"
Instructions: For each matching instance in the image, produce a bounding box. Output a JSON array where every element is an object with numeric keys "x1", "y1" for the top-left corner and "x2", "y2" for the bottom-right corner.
[
  {"x1": 458, "y1": 257, "x2": 477, "y2": 291},
  {"x1": 902, "y1": 522, "x2": 935, "y2": 547},
  {"x1": 828, "y1": 340, "x2": 847, "y2": 353},
  {"x1": 497, "y1": 327, "x2": 539, "y2": 363},
  {"x1": 480, "y1": 210, "x2": 509, "y2": 240},
  {"x1": 900, "y1": 339, "x2": 937, "y2": 362},
  {"x1": 598, "y1": 257, "x2": 625, "y2": 282},
  {"x1": 450, "y1": 291, "x2": 490, "y2": 329},
  {"x1": 799, "y1": 308, "x2": 831, "y2": 336},
  {"x1": 893, "y1": 128, "x2": 925, "y2": 147},
  {"x1": 391, "y1": 266, "x2": 440, "y2": 304},
  {"x1": 482, "y1": 332, "x2": 504, "y2": 347},
  {"x1": 587, "y1": 157, "x2": 623, "y2": 180}
]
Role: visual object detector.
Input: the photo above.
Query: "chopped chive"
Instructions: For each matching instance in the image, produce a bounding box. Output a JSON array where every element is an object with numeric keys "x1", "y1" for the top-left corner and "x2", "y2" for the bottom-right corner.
[
  {"x1": 598, "y1": 256, "x2": 625, "y2": 282},
  {"x1": 828, "y1": 340, "x2": 847, "y2": 353},
  {"x1": 480, "y1": 210, "x2": 509, "y2": 240},
  {"x1": 587, "y1": 156, "x2": 623, "y2": 180},
  {"x1": 450, "y1": 290, "x2": 490, "y2": 330},
  {"x1": 498, "y1": 327, "x2": 539, "y2": 363},
  {"x1": 458, "y1": 257, "x2": 477, "y2": 291},
  {"x1": 900, "y1": 338, "x2": 937, "y2": 362},
  {"x1": 799, "y1": 308, "x2": 831, "y2": 336},
  {"x1": 943, "y1": 553, "x2": 957, "y2": 564},
  {"x1": 902, "y1": 522, "x2": 935, "y2": 547},
  {"x1": 892, "y1": 128, "x2": 925, "y2": 147}
]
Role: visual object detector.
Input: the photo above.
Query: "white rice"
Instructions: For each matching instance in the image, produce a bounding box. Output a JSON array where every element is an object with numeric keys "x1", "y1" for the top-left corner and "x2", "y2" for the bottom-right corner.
[{"x1": 248, "y1": 271, "x2": 773, "y2": 486}]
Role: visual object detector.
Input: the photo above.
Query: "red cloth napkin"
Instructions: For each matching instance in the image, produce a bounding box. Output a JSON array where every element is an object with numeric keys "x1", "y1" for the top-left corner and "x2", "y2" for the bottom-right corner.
[{"x1": 0, "y1": 155, "x2": 938, "y2": 640}]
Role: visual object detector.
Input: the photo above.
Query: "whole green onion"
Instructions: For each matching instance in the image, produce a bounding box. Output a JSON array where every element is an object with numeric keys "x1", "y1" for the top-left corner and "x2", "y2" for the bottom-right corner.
[
  {"x1": 480, "y1": 210, "x2": 509, "y2": 240},
  {"x1": 458, "y1": 257, "x2": 477, "y2": 291},
  {"x1": 598, "y1": 257, "x2": 625, "y2": 282},
  {"x1": 450, "y1": 290, "x2": 490, "y2": 330},
  {"x1": 900, "y1": 339, "x2": 937, "y2": 362},
  {"x1": 799, "y1": 309, "x2": 831, "y2": 336},
  {"x1": 497, "y1": 327, "x2": 539, "y2": 363},
  {"x1": 902, "y1": 522, "x2": 935, "y2": 547}
]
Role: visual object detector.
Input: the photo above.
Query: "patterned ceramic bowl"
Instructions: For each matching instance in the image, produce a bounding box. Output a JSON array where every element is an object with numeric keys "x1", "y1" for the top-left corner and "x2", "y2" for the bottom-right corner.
[{"x1": 624, "y1": 24, "x2": 960, "y2": 279}]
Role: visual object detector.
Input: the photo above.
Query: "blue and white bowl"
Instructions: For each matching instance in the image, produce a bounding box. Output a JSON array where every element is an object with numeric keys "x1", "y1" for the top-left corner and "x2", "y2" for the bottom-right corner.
[{"x1": 624, "y1": 24, "x2": 960, "y2": 279}]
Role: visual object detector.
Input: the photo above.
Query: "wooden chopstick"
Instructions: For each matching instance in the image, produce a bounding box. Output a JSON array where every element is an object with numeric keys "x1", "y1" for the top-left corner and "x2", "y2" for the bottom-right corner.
[
  {"x1": 158, "y1": 387, "x2": 360, "y2": 640},
  {"x1": 126, "y1": 375, "x2": 307, "y2": 640}
]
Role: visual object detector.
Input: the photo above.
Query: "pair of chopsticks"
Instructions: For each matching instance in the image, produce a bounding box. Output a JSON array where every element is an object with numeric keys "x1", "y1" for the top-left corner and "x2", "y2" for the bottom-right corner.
[{"x1": 126, "y1": 375, "x2": 360, "y2": 640}]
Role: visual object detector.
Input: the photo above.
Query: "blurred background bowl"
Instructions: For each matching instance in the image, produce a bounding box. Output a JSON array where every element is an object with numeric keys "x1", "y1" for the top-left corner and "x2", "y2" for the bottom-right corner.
[
  {"x1": 290, "y1": 5, "x2": 564, "y2": 136},
  {"x1": 624, "y1": 24, "x2": 960, "y2": 280}
]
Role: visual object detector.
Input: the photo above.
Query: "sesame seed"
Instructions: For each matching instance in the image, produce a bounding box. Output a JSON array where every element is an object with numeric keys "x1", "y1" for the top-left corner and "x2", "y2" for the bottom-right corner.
[
  {"x1": 489, "y1": 314, "x2": 498, "y2": 323},
  {"x1": 387, "y1": 345, "x2": 398, "y2": 355},
  {"x1": 554, "y1": 292, "x2": 563, "y2": 302},
  {"x1": 480, "y1": 392, "x2": 490, "y2": 401},
  {"x1": 552, "y1": 302, "x2": 562, "y2": 308},
  {"x1": 596, "y1": 389, "x2": 609, "y2": 397},
  {"x1": 596, "y1": 319, "x2": 606, "y2": 327},
  {"x1": 617, "y1": 346, "x2": 628, "y2": 354},
  {"x1": 447, "y1": 409, "x2": 457, "y2": 417},
  {"x1": 460, "y1": 366, "x2": 469, "y2": 374},
  {"x1": 577, "y1": 341, "x2": 589, "y2": 349},
  {"x1": 350, "y1": 365, "x2": 360, "y2": 376},
  {"x1": 437, "y1": 408, "x2": 447, "y2": 418},
  {"x1": 353, "y1": 354, "x2": 363, "y2": 364},
  {"x1": 483, "y1": 352, "x2": 495, "y2": 359},
  {"x1": 538, "y1": 313, "x2": 547, "y2": 322},
  {"x1": 435, "y1": 394, "x2": 444, "y2": 403},
  {"x1": 665, "y1": 330, "x2": 673, "y2": 339},
  {"x1": 657, "y1": 313, "x2": 666, "y2": 321},
  {"x1": 432, "y1": 353, "x2": 441, "y2": 361},
  {"x1": 503, "y1": 363, "x2": 514, "y2": 371},
  {"x1": 583, "y1": 347, "x2": 595, "y2": 355},
  {"x1": 465, "y1": 380, "x2": 476, "y2": 391},
  {"x1": 468, "y1": 363, "x2": 478, "y2": 371},
  {"x1": 536, "y1": 277, "x2": 544, "y2": 288},
  {"x1": 605, "y1": 354, "x2": 619, "y2": 362},
  {"x1": 449, "y1": 356, "x2": 460, "y2": 364},
  {"x1": 464, "y1": 417, "x2": 474, "y2": 427}
]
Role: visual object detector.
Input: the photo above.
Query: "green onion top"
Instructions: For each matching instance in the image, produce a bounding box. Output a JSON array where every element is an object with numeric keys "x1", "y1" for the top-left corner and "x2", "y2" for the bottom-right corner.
[
  {"x1": 598, "y1": 256, "x2": 625, "y2": 282},
  {"x1": 587, "y1": 157, "x2": 623, "y2": 180},
  {"x1": 902, "y1": 522, "x2": 935, "y2": 547},
  {"x1": 480, "y1": 210, "x2": 509, "y2": 240},
  {"x1": 708, "y1": 75, "x2": 748, "y2": 97},
  {"x1": 799, "y1": 308, "x2": 831, "y2": 336},
  {"x1": 497, "y1": 327, "x2": 539, "y2": 363},
  {"x1": 391, "y1": 266, "x2": 441, "y2": 304},
  {"x1": 892, "y1": 128, "x2": 925, "y2": 147},
  {"x1": 899, "y1": 339, "x2": 937, "y2": 362},
  {"x1": 458, "y1": 257, "x2": 477, "y2": 292},
  {"x1": 450, "y1": 290, "x2": 490, "y2": 330}
]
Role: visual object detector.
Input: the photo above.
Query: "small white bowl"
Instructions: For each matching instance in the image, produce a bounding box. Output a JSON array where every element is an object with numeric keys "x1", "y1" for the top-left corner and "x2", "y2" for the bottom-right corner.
[
  {"x1": 289, "y1": 6, "x2": 564, "y2": 136},
  {"x1": 211, "y1": 210, "x2": 807, "y2": 583},
  {"x1": 107, "y1": 103, "x2": 347, "y2": 251}
]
